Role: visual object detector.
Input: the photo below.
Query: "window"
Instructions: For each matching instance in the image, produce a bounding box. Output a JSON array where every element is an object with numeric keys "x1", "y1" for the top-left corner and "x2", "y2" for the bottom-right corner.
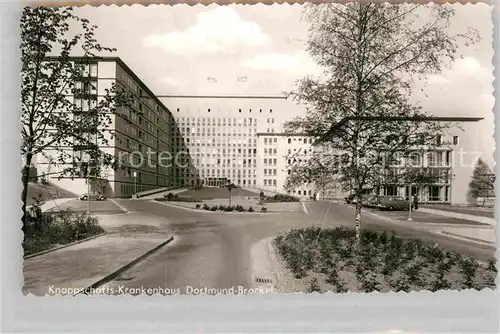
[
  {"x1": 453, "y1": 136, "x2": 459, "y2": 145},
  {"x1": 436, "y1": 135, "x2": 442, "y2": 146},
  {"x1": 90, "y1": 64, "x2": 98, "y2": 77}
]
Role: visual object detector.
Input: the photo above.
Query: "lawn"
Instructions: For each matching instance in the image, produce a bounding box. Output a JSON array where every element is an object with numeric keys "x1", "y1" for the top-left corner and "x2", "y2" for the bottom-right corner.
[
  {"x1": 274, "y1": 227, "x2": 497, "y2": 293},
  {"x1": 180, "y1": 187, "x2": 259, "y2": 200},
  {"x1": 47, "y1": 199, "x2": 126, "y2": 214},
  {"x1": 27, "y1": 182, "x2": 77, "y2": 206}
]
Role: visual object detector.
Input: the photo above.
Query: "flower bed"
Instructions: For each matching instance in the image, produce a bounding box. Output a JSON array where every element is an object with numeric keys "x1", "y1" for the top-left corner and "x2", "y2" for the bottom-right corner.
[
  {"x1": 274, "y1": 227, "x2": 496, "y2": 293},
  {"x1": 196, "y1": 203, "x2": 266, "y2": 213},
  {"x1": 155, "y1": 193, "x2": 202, "y2": 203},
  {"x1": 263, "y1": 194, "x2": 300, "y2": 203},
  {"x1": 23, "y1": 206, "x2": 104, "y2": 256}
]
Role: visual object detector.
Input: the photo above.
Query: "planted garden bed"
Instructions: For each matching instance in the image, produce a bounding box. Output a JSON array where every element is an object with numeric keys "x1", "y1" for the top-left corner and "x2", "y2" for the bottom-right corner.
[
  {"x1": 274, "y1": 227, "x2": 496, "y2": 293},
  {"x1": 197, "y1": 203, "x2": 266, "y2": 213},
  {"x1": 155, "y1": 193, "x2": 202, "y2": 203},
  {"x1": 263, "y1": 194, "x2": 299, "y2": 203},
  {"x1": 23, "y1": 206, "x2": 104, "y2": 256}
]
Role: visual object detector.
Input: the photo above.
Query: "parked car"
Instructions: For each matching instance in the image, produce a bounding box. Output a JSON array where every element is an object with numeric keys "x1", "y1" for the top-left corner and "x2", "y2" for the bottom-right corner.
[
  {"x1": 373, "y1": 196, "x2": 413, "y2": 211},
  {"x1": 363, "y1": 195, "x2": 379, "y2": 208},
  {"x1": 345, "y1": 194, "x2": 374, "y2": 206},
  {"x1": 79, "y1": 193, "x2": 106, "y2": 201}
]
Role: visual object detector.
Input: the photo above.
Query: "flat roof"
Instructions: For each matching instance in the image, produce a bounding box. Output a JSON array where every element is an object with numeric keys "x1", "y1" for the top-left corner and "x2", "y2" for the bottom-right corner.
[
  {"x1": 157, "y1": 95, "x2": 287, "y2": 99},
  {"x1": 256, "y1": 133, "x2": 311, "y2": 137},
  {"x1": 45, "y1": 56, "x2": 174, "y2": 116}
]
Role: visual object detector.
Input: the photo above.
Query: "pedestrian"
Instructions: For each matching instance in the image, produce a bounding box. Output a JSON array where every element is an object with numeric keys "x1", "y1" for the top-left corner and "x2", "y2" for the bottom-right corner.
[{"x1": 413, "y1": 194, "x2": 419, "y2": 210}]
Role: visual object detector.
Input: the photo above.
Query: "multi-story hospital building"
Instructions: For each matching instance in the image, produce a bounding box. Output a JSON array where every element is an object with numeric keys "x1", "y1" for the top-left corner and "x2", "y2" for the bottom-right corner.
[{"x1": 36, "y1": 57, "x2": 488, "y2": 204}]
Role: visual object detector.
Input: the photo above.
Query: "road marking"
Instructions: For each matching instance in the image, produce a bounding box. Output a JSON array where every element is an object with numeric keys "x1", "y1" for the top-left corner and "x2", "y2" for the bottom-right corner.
[
  {"x1": 301, "y1": 201, "x2": 309, "y2": 214},
  {"x1": 109, "y1": 198, "x2": 129, "y2": 213}
]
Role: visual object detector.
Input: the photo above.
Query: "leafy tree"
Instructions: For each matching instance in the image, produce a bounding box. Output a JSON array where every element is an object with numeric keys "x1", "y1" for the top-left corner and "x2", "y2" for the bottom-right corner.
[
  {"x1": 21, "y1": 7, "x2": 135, "y2": 226},
  {"x1": 284, "y1": 3, "x2": 478, "y2": 241},
  {"x1": 468, "y1": 158, "x2": 495, "y2": 206}
]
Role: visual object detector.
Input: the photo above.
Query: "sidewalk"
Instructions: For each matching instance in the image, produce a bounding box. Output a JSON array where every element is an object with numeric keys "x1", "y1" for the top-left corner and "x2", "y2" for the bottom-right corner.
[
  {"x1": 23, "y1": 213, "x2": 171, "y2": 296},
  {"x1": 419, "y1": 207, "x2": 496, "y2": 226},
  {"x1": 340, "y1": 203, "x2": 496, "y2": 245},
  {"x1": 439, "y1": 226, "x2": 496, "y2": 245}
]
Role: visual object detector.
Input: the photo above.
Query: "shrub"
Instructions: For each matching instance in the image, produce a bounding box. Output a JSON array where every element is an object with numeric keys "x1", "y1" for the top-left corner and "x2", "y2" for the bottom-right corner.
[
  {"x1": 165, "y1": 192, "x2": 175, "y2": 201},
  {"x1": 248, "y1": 206, "x2": 254, "y2": 212},
  {"x1": 203, "y1": 203, "x2": 210, "y2": 210},
  {"x1": 264, "y1": 194, "x2": 300, "y2": 203},
  {"x1": 224, "y1": 206, "x2": 234, "y2": 212},
  {"x1": 23, "y1": 208, "x2": 104, "y2": 256},
  {"x1": 218, "y1": 205, "x2": 225, "y2": 211},
  {"x1": 210, "y1": 205, "x2": 218, "y2": 211},
  {"x1": 195, "y1": 204, "x2": 201, "y2": 209},
  {"x1": 261, "y1": 207, "x2": 267, "y2": 212},
  {"x1": 235, "y1": 205, "x2": 245, "y2": 212},
  {"x1": 307, "y1": 277, "x2": 322, "y2": 293}
]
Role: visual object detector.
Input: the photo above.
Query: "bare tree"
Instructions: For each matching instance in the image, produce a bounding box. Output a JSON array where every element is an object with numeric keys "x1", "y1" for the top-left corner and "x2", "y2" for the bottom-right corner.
[{"x1": 284, "y1": 3, "x2": 479, "y2": 241}]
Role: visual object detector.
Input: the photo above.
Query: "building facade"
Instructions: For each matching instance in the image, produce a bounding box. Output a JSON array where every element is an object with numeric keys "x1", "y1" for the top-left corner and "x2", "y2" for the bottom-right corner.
[
  {"x1": 36, "y1": 57, "x2": 176, "y2": 197},
  {"x1": 162, "y1": 96, "x2": 308, "y2": 193},
  {"x1": 35, "y1": 57, "x2": 487, "y2": 204}
]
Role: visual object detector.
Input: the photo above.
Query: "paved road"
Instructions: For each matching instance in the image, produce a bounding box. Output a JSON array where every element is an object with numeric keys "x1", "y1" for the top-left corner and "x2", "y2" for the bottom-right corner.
[{"x1": 99, "y1": 199, "x2": 496, "y2": 295}]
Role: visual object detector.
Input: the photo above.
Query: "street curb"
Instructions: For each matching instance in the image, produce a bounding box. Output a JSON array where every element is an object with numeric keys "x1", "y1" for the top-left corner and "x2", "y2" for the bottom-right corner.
[
  {"x1": 23, "y1": 231, "x2": 108, "y2": 260},
  {"x1": 76, "y1": 236, "x2": 174, "y2": 296},
  {"x1": 109, "y1": 198, "x2": 129, "y2": 213},
  {"x1": 151, "y1": 200, "x2": 301, "y2": 215},
  {"x1": 440, "y1": 231, "x2": 495, "y2": 246}
]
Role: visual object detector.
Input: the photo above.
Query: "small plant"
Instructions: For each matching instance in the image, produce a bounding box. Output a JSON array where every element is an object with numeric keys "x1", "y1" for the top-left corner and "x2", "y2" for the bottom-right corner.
[
  {"x1": 487, "y1": 258, "x2": 497, "y2": 273},
  {"x1": 203, "y1": 203, "x2": 210, "y2": 210},
  {"x1": 195, "y1": 204, "x2": 201, "y2": 209},
  {"x1": 210, "y1": 205, "x2": 218, "y2": 211},
  {"x1": 218, "y1": 205, "x2": 225, "y2": 211},
  {"x1": 224, "y1": 206, "x2": 234, "y2": 212},
  {"x1": 235, "y1": 205, "x2": 245, "y2": 212},
  {"x1": 261, "y1": 207, "x2": 267, "y2": 212},
  {"x1": 248, "y1": 206, "x2": 254, "y2": 212},
  {"x1": 459, "y1": 257, "x2": 479, "y2": 289},
  {"x1": 307, "y1": 277, "x2": 321, "y2": 293},
  {"x1": 360, "y1": 271, "x2": 381, "y2": 292}
]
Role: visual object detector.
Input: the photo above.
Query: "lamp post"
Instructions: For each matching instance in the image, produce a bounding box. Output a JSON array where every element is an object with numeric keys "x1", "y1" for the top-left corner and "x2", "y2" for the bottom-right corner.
[
  {"x1": 133, "y1": 171, "x2": 137, "y2": 197},
  {"x1": 87, "y1": 170, "x2": 91, "y2": 217},
  {"x1": 408, "y1": 183, "x2": 413, "y2": 221},
  {"x1": 227, "y1": 183, "x2": 234, "y2": 207}
]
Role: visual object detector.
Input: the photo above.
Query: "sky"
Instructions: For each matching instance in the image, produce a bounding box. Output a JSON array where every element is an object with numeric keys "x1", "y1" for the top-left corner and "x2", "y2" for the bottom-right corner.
[{"x1": 72, "y1": 3, "x2": 495, "y2": 167}]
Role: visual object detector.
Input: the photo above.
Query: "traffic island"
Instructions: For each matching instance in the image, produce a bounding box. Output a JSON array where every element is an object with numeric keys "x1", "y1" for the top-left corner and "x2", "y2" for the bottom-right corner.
[{"x1": 271, "y1": 227, "x2": 497, "y2": 293}]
